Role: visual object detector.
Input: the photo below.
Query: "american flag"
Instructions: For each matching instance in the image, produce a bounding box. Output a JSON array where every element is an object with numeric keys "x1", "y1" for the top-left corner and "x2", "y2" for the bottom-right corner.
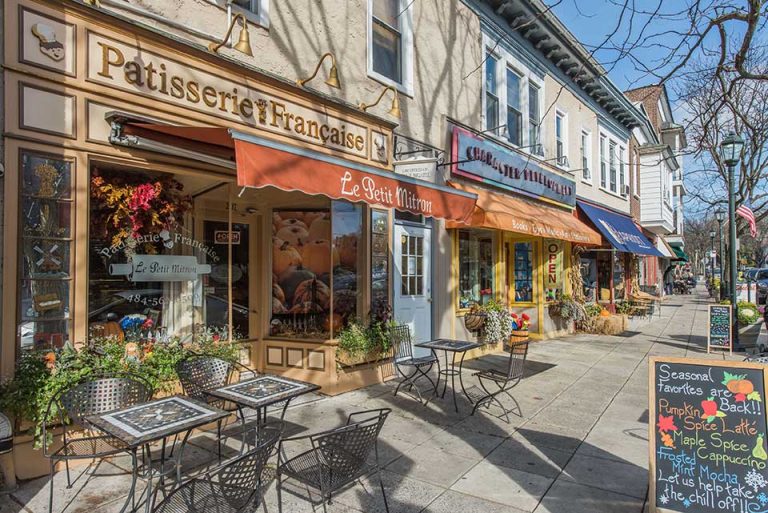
[{"x1": 736, "y1": 199, "x2": 758, "y2": 237}]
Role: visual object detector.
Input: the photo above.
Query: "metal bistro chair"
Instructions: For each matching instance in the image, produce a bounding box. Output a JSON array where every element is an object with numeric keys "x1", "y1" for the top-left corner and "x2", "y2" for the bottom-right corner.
[
  {"x1": 391, "y1": 325, "x2": 438, "y2": 404},
  {"x1": 152, "y1": 425, "x2": 281, "y2": 513},
  {"x1": 471, "y1": 340, "x2": 529, "y2": 423},
  {"x1": 44, "y1": 374, "x2": 153, "y2": 513},
  {"x1": 175, "y1": 355, "x2": 287, "y2": 458},
  {"x1": 276, "y1": 409, "x2": 392, "y2": 513}
]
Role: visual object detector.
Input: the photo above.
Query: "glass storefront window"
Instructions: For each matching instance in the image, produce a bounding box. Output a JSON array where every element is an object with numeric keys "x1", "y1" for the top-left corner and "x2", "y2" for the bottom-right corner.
[
  {"x1": 613, "y1": 253, "x2": 626, "y2": 301},
  {"x1": 18, "y1": 152, "x2": 73, "y2": 352},
  {"x1": 332, "y1": 201, "x2": 363, "y2": 329},
  {"x1": 512, "y1": 242, "x2": 534, "y2": 303},
  {"x1": 271, "y1": 209, "x2": 331, "y2": 338},
  {"x1": 370, "y1": 209, "x2": 390, "y2": 322},
  {"x1": 88, "y1": 167, "x2": 202, "y2": 343},
  {"x1": 458, "y1": 229, "x2": 495, "y2": 308}
]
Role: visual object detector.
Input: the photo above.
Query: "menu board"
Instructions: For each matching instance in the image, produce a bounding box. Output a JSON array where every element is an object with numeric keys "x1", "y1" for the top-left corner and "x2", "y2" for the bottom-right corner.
[
  {"x1": 708, "y1": 305, "x2": 732, "y2": 353},
  {"x1": 650, "y1": 358, "x2": 768, "y2": 513}
]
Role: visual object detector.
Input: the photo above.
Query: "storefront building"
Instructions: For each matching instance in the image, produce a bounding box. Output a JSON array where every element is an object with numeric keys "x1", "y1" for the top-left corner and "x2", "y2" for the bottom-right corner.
[{"x1": 1, "y1": 0, "x2": 482, "y2": 394}]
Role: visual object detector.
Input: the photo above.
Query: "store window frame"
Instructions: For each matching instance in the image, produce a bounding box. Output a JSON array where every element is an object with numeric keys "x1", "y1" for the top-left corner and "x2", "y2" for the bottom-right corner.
[
  {"x1": 599, "y1": 134, "x2": 607, "y2": 188},
  {"x1": 555, "y1": 110, "x2": 567, "y2": 169},
  {"x1": 367, "y1": 0, "x2": 414, "y2": 96},
  {"x1": 454, "y1": 228, "x2": 499, "y2": 311},
  {"x1": 505, "y1": 235, "x2": 538, "y2": 307},
  {"x1": 580, "y1": 129, "x2": 591, "y2": 183}
]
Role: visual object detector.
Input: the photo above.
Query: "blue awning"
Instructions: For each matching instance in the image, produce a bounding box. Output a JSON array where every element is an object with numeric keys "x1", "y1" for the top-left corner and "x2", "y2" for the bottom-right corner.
[{"x1": 577, "y1": 201, "x2": 664, "y2": 257}]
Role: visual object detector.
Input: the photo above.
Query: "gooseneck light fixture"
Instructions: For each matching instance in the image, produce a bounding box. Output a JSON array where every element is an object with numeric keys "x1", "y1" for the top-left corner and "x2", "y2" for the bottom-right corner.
[
  {"x1": 209, "y1": 13, "x2": 253, "y2": 57},
  {"x1": 359, "y1": 86, "x2": 401, "y2": 119},
  {"x1": 297, "y1": 53, "x2": 341, "y2": 89}
]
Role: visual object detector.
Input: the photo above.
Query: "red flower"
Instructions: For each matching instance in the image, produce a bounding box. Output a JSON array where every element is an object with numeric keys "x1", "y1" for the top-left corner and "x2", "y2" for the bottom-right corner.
[
  {"x1": 521, "y1": 313, "x2": 531, "y2": 321},
  {"x1": 212, "y1": 334, "x2": 220, "y2": 342}
]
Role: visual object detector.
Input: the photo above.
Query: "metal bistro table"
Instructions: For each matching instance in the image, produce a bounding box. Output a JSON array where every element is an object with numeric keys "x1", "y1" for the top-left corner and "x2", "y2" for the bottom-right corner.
[
  {"x1": 206, "y1": 374, "x2": 320, "y2": 434},
  {"x1": 414, "y1": 339, "x2": 482, "y2": 412},
  {"x1": 87, "y1": 395, "x2": 229, "y2": 513}
]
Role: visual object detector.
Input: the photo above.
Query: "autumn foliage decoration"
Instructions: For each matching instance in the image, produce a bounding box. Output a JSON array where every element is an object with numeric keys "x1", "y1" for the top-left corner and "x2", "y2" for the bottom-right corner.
[{"x1": 91, "y1": 171, "x2": 192, "y2": 250}]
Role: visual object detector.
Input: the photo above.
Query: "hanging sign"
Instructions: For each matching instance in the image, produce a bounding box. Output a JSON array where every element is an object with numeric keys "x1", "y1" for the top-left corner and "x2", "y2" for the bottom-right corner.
[
  {"x1": 110, "y1": 255, "x2": 211, "y2": 282},
  {"x1": 394, "y1": 158, "x2": 438, "y2": 184},
  {"x1": 544, "y1": 239, "x2": 564, "y2": 302},
  {"x1": 707, "y1": 304, "x2": 732, "y2": 353},
  {"x1": 649, "y1": 357, "x2": 768, "y2": 513}
]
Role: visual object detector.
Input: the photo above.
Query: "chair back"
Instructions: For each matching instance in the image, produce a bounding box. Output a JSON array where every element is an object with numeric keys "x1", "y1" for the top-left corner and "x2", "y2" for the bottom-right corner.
[
  {"x1": 216, "y1": 426, "x2": 281, "y2": 510},
  {"x1": 176, "y1": 355, "x2": 233, "y2": 401},
  {"x1": 390, "y1": 325, "x2": 413, "y2": 362},
  {"x1": 505, "y1": 341, "x2": 529, "y2": 382},
  {"x1": 313, "y1": 409, "x2": 391, "y2": 486},
  {"x1": 59, "y1": 376, "x2": 152, "y2": 426}
]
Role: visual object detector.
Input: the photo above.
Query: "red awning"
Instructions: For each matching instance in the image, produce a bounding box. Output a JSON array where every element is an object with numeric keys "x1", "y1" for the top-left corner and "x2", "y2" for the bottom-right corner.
[{"x1": 114, "y1": 119, "x2": 476, "y2": 222}]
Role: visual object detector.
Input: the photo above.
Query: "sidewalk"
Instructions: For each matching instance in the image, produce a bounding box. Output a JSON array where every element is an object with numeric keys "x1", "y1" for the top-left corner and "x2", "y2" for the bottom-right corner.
[{"x1": 0, "y1": 287, "x2": 732, "y2": 513}]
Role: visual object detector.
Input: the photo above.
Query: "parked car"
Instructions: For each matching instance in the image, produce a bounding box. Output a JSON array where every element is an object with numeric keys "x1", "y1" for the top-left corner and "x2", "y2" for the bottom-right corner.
[{"x1": 754, "y1": 268, "x2": 768, "y2": 304}]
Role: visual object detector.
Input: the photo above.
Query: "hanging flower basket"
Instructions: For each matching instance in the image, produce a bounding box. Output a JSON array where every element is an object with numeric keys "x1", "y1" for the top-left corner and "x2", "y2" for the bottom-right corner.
[
  {"x1": 463, "y1": 311, "x2": 487, "y2": 333},
  {"x1": 509, "y1": 329, "x2": 530, "y2": 344}
]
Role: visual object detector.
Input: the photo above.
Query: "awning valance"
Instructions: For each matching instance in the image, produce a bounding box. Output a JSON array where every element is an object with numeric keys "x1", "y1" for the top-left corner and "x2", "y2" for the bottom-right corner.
[
  {"x1": 576, "y1": 201, "x2": 664, "y2": 257},
  {"x1": 111, "y1": 117, "x2": 477, "y2": 222},
  {"x1": 672, "y1": 246, "x2": 689, "y2": 262},
  {"x1": 445, "y1": 181, "x2": 603, "y2": 245}
]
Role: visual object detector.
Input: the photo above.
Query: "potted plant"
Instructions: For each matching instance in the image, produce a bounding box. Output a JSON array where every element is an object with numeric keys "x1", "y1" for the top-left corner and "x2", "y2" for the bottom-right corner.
[
  {"x1": 463, "y1": 302, "x2": 487, "y2": 333},
  {"x1": 482, "y1": 300, "x2": 514, "y2": 346},
  {"x1": 335, "y1": 320, "x2": 392, "y2": 367},
  {"x1": 509, "y1": 311, "x2": 531, "y2": 345}
]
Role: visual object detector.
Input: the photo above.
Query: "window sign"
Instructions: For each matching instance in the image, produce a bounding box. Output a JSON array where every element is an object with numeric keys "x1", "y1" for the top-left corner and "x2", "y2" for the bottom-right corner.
[{"x1": 544, "y1": 239, "x2": 564, "y2": 302}]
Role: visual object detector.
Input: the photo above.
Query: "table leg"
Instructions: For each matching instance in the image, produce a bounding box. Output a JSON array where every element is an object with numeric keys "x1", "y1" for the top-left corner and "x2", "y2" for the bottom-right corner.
[
  {"x1": 175, "y1": 429, "x2": 193, "y2": 485},
  {"x1": 117, "y1": 448, "x2": 139, "y2": 513},
  {"x1": 143, "y1": 443, "x2": 154, "y2": 513},
  {"x1": 236, "y1": 405, "x2": 248, "y2": 454},
  {"x1": 458, "y1": 351, "x2": 472, "y2": 406},
  {"x1": 440, "y1": 350, "x2": 450, "y2": 399},
  {"x1": 450, "y1": 352, "x2": 459, "y2": 413},
  {"x1": 432, "y1": 349, "x2": 441, "y2": 397}
]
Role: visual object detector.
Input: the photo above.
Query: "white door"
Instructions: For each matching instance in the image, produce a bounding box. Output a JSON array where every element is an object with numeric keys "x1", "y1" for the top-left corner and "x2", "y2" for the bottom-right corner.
[{"x1": 393, "y1": 224, "x2": 432, "y2": 356}]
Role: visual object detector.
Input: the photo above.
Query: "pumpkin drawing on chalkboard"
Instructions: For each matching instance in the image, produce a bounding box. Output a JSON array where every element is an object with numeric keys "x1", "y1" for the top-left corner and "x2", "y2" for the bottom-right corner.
[{"x1": 722, "y1": 372, "x2": 762, "y2": 403}]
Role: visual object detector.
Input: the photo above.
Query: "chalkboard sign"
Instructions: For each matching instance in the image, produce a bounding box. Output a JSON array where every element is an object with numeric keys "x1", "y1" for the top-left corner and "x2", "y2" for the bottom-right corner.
[
  {"x1": 708, "y1": 305, "x2": 732, "y2": 353},
  {"x1": 649, "y1": 358, "x2": 768, "y2": 513}
]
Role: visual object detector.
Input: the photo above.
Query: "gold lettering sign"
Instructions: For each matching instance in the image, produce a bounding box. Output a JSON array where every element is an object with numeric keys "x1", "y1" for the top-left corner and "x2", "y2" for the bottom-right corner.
[{"x1": 87, "y1": 33, "x2": 373, "y2": 160}]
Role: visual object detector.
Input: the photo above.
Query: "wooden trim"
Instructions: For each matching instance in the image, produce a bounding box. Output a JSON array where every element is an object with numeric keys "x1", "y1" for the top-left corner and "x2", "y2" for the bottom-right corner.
[{"x1": 19, "y1": 81, "x2": 77, "y2": 139}]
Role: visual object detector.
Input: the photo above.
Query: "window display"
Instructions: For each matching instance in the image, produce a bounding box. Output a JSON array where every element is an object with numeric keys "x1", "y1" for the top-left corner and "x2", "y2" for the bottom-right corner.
[
  {"x1": 88, "y1": 168, "x2": 199, "y2": 344},
  {"x1": 613, "y1": 253, "x2": 626, "y2": 301},
  {"x1": 513, "y1": 242, "x2": 534, "y2": 303},
  {"x1": 370, "y1": 209, "x2": 390, "y2": 321},
  {"x1": 271, "y1": 209, "x2": 331, "y2": 338},
  {"x1": 18, "y1": 152, "x2": 73, "y2": 352},
  {"x1": 458, "y1": 229, "x2": 495, "y2": 308}
]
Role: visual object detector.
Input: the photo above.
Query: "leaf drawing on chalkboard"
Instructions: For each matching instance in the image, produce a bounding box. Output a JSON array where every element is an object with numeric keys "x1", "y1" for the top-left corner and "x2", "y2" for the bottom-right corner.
[
  {"x1": 657, "y1": 414, "x2": 678, "y2": 433},
  {"x1": 660, "y1": 432, "x2": 675, "y2": 448},
  {"x1": 748, "y1": 391, "x2": 762, "y2": 402}
]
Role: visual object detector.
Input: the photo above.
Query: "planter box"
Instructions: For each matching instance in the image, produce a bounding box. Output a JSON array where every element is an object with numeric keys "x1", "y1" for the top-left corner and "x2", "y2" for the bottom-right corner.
[{"x1": 336, "y1": 350, "x2": 392, "y2": 368}]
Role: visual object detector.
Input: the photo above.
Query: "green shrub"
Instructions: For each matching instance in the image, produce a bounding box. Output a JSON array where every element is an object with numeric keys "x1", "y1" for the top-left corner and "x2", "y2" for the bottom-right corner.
[
  {"x1": 737, "y1": 301, "x2": 760, "y2": 325},
  {"x1": 337, "y1": 320, "x2": 392, "y2": 361}
]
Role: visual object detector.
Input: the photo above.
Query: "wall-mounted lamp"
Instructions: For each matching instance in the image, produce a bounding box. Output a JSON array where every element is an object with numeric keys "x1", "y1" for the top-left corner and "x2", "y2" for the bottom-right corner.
[
  {"x1": 297, "y1": 53, "x2": 341, "y2": 89},
  {"x1": 359, "y1": 86, "x2": 400, "y2": 119},
  {"x1": 209, "y1": 13, "x2": 253, "y2": 56}
]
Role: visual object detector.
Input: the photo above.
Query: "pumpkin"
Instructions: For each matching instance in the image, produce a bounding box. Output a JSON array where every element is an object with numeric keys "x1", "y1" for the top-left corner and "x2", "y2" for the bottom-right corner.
[
  {"x1": 294, "y1": 278, "x2": 331, "y2": 309},
  {"x1": 726, "y1": 379, "x2": 755, "y2": 395},
  {"x1": 272, "y1": 212, "x2": 282, "y2": 230},
  {"x1": 599, "y1": 309, "x2": 611, "y2": 317},
  {"x1": 272, "y1": 283, "x2": 286, "y2": 304},
  {"x1": 273, "y1": 241, "x2": 302, "y2": 275},
  {"x1": 308, "y1": 217, "x2": 331, "y2": 242},
  {"x1": 279, "y1": 265, "x2": 316, "y2": 303},
  {"x1": 276, "y1": 225, "x2": 309, "y2": 246},
  {"x1": 300, "y1": 239, "x2": 339, "y2": 275},
  {"x1": 323, "y1": 313, "x2": 344, "y2": 332},
  {"x1": 278, "y1": 218, "x2": 308, "y2": 231},
  {"x1": 337, "y1": 235, "x2": 358, "y2": 268},
  {"x1": 301, "y1": 211, "x2": 325, "y2": 227},
  {"x1": 289, "y1": 301, "x2": 324, "y2": 314},
  {"x1": 272, "y1": 298, "x2": 288, "y2": 315},
  {"x1": 90, "y1": 321, "x2": 124, "y2": 342}
]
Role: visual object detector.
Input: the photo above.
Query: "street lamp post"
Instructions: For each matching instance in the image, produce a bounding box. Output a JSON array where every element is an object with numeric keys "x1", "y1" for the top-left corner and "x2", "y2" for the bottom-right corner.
[
  {"x1": 720, "y1": 132, "x2": 745, "y2": 351},
  {"x1": 709, "y1": 230, "x2": 716, "y2": 294}
]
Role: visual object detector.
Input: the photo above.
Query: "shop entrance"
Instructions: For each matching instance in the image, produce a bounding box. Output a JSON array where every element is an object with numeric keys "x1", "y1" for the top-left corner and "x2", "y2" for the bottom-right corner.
[{"x1": 393, "y1": 223, "x2": 432, "y2": 355}]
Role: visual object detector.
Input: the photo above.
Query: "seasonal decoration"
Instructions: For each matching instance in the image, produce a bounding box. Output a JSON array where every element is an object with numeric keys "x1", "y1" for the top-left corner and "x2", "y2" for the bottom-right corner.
[
  {"x1": 299, "y1": 239, "x2": 339, "y2": 275},
  {"x1": 738, "y1": 301, "x2": 760, "y2": 325},
  {"x1": 308, "y1": 216, "x2": 331, "y2": 241},
  {"x1": 294, "y1": 278, "x2": 331, "y2": 309},
  {"x1": 276, "y1": 225, "x2": 309, "y2": 246},
  {"x1": 90, "y1": 171, "x2": 191, "y2": 251},
  {"x1": 723, "y1": 372, "x2": 761, "y2": 402},
  {"x1": 273, "y1": 240, "x2": 302, "y2": 275}
]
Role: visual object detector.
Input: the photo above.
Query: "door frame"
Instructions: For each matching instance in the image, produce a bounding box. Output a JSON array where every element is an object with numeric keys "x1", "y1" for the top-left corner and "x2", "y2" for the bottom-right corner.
[{"x1": 393, "y1": 218, "x2": 434, "y2": 346}]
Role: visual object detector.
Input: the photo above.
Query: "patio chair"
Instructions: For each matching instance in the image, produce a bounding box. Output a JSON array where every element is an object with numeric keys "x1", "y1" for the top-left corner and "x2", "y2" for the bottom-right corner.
[
  {"x1": 152, "y1": 425, "x2": 281, "y2": 513},
  {"x1": 471, "y1": 340, "x2": 529, "y2": 423},
  {"x1": 176, "y1": 356, "x2": 287, "y2": 458},
  {"x1": 44, "y1": 374, "x2": 153, "y2": 513},
  {"x1": 276, "y1": 408, "x2": 392, "y2": 513},
  {"x1": 391, "y1": 325, "x2": 437, "y2": 404}
]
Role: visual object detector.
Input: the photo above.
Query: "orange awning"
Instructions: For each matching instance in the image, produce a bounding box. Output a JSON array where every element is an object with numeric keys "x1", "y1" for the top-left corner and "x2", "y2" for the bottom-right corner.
[
  {"x1": 112, "y1": 117, "x2": 476, "y2": 223},
  {"x1": 446, "y1": 181, "x2": 603, "y2": 245}
]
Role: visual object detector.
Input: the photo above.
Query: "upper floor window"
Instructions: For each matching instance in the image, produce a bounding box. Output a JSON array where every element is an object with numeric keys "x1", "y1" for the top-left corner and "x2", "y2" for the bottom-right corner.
[
  {"x1": 506, "y1": 69, "x2": 522, "y2": 145},
  {"x1": 609, "y1": 141, "x2": 617, "y2": 192},
  {"x1": 529, "y1": 83, "x2": 541, "y2": 155},
  {"x1": 227, "y1": 0, "x2": 269, "y2": 27},
  {"x1": 600, "y1": 135, "x2": 607, "y2": 188},
  {"x1": 619, "y1": 147, "x2": 626, "y2": 196},
  {"x1": 368, "y1": 0, "x2": 413, "y2": 93},
  {"x1": 580, "y1": 131, "x2": 591, "y2": 181},
  {"x1": 485, "y1": 54, "x2": 500, "y2": 134},
  {"x1": 555, "y1": 112, "x2": 566, "y2": 167}
]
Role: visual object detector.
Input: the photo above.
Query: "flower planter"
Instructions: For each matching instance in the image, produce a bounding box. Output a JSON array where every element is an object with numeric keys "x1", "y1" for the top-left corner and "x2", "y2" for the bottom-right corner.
[
  {"x1": 509, "y1": 330, "x2": 530, "y2": 345},
  {"x1": 463, "y1": 312, "x2": 486, "y2": 333},
  {"x1": 336, "y1": 350, "x2": 392, "y2": 368}
]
